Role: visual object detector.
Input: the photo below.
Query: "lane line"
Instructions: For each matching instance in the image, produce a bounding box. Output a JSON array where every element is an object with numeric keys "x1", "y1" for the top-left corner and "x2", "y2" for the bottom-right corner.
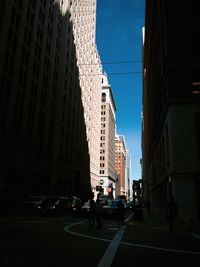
[
  {"x1": 120, "y1": 241, "x2": 200, "y2": 255},
  {"x1": 190, "y1": 232, "x2": 200, "y2": 239},
  {"x1": 64, "y1": 220, "x2": 111, "y2": 242},
  {"x1": 125, "y1": 213, "x2": 133, "y2": 222},
  {"x1": 97, "y1": 225, "x2": 126, "y2": 267},
  {"x1": 64, "y1": 217, "x2": 200, "y2": 257}
]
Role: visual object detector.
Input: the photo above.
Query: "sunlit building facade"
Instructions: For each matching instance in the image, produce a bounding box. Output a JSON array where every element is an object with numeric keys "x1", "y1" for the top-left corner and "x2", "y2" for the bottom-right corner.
[
  {"x1": 125, "y1": 149, "x2": 131, "y2": 200},
  {"x1": 115, "y1": 135, "x2": 126, "y2": 197},
  {"x1": 99, "y1": 73, "x2": 116, "y2": 198},
  {"x1": 70, "y1": 0, "x2": 103, "y2": 197}
]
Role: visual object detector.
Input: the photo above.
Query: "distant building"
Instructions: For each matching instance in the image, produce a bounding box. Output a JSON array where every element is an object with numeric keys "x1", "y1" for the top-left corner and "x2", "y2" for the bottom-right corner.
[
  {"x1": 99, "y1": 73, "x2": 116, "y2": 198},
  {"x1": 143, "y1": 0, "x2": 200, "y2": 221},
  {"x1": 115, "y1": 135, "x2": 126, "y2": 197},
  {"x1": 125, "y1": 149, "x2": 131, "y2": 200}
]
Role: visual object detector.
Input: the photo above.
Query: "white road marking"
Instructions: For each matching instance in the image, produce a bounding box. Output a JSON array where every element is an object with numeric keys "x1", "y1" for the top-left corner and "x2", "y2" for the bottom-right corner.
[
  {"x1": 190, "y1": 232, "x2": 200, "y2": 239},
  {"x1": 64, "y1": 215, "x2": 200, "y2": 265},
  {"x1": 97, "y1": 224, "x2": 126, "y2": 267},
  {"x1": 64, "y1": 220, "x2": 111, "y2": 242},
  {"x1": 124, "y1": 213, "x2": 133, "y2": 223},
  {"x1": 120, "y1": 241, "x2": 200, "y2": 255}
]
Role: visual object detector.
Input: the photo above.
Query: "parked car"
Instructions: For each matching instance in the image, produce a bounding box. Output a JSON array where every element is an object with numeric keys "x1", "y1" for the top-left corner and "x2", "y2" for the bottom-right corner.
[
  {"x1": 21, "y1": 195, "x2": 46, "y2": 214},
  {"x1": 66, "y1": 196, "x2": 82, "y2": 210},
  {"x1": 37, "y1": 196, "x2": 70, "y2": 216},
  {"x1": 99, "y1": 197, "x2": 109, "y2": 206},
  {"x1": 102, "y1": 199, "x2": 121, "y2": 218}
]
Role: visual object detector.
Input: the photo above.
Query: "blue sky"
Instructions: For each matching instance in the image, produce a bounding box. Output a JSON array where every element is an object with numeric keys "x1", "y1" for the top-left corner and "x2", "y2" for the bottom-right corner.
[{"x1": 96, "y1": 0, "x2": 145, "y2": 181}]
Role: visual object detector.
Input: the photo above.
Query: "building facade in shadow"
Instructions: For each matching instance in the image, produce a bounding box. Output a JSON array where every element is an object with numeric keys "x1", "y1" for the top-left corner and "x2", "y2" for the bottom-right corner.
[
  {"x1": 0, "y1": 0, "x2": 96, "y2": 209},
  {"x1": 142, "y1": 1, "x2": 200, "y2": 221}
]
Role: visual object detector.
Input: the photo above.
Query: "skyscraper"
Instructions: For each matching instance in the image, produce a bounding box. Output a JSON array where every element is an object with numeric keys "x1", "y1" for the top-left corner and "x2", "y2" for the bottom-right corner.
[
  {"x1": 125, "y1": 149, "x2": 131, "y2": 200},
  {"x1": 115, "y1": 135, "x2": 126, "y2": 197},
  {"x1": 99, "y1": 73, "x2": 116, "y2": 198},
  {"x1": 70, "y1": 0, "x2": 103, "y2": 196},
  {"x1": 0, "y1": 0, "x2": 102, "y2": 208},
  {"x1": 143, "y1": 0, "x2": 200, "y2": 221}
]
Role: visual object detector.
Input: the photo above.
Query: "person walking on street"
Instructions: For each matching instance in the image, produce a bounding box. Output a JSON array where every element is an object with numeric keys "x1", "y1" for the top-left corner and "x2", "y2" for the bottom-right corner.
[
  {"x1": 96, "y1": 193, "x2": 103, "y2": 229},
  {"x1": 117, "y1": 199, "x2": 125, "y2": 226},
  {"x1": 88, "y1": 193, "x2": 96, "y2": 226},
  {"x1": 167, "y1": 197, "x2": 178, "y2": 234}
]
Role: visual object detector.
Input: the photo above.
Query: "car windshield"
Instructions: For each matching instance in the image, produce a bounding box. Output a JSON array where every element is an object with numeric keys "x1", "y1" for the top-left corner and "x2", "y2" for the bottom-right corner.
[
  {"x1": 42, "y1": 198, "x2": 59, "y2": 205},
  {"x1": 107, "y1": 200, "x2": 118, "y2": 207},
  {"x1": 73, "y1": 199, "x2": 81, "y2": 204}
]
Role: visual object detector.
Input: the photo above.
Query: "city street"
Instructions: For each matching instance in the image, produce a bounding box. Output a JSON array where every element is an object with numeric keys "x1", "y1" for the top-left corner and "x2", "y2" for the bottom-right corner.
[
  {"x1": 0, "y1": 211, "x2": 200, "y2": 266},
  {"x1": 1, "y1": 2, "x2": 200, "y2": 266}
]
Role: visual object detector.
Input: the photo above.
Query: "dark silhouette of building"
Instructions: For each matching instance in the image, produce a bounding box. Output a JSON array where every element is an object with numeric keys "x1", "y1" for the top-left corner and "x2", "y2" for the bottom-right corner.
[
  {"x1": 0, "y1": 0, "x2": 91, "y2": 210},
  {"x1": 142, "y1": 1, "x2": 200, "y2": 222}
]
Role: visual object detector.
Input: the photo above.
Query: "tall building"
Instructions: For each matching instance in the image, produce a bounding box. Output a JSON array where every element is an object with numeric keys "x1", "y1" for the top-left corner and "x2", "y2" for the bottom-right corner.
[
  {"x1": 99, "y1": 73, "x2": 116, "y2": 198},
  {"x1": 115, "y1": 135, "x2": 126, "y2": 197},
  {"x1": 143, "y1": 0, "x2": 200, "y2": 221},
  {"x1": 0, "y1": 0, "x2": 102, "y2": 208},
  {"x1": 70, "y1": 0, "x2": 103, "y2": 196},
  {"x1": 125, "y1": 149, "x2": 131, "y2": 200}
]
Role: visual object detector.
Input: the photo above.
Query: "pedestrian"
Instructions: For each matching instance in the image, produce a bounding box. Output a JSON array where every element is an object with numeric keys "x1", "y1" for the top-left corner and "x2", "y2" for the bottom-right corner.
[
  {"x1": 167, "y1": 197, "x2": 178, "y2": 234},
  {"x1": 117, "y1": 199, "x2": 125, "y2": 225},
  {"x1": 88, "y1": 194, "x2": 96, "y2": 226},
  {"x1": 96, "y1": 193, "x2": 103, "y2": 229}
]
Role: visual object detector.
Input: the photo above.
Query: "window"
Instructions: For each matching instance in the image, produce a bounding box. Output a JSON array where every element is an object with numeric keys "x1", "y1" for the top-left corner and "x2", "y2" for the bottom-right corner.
[{"x1": 102, "y1": 93, "x2": 106, "y2": 102}]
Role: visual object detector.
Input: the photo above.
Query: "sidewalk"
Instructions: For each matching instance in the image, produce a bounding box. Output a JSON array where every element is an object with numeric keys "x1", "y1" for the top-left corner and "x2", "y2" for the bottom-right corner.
[
  {"x1": 137, "y1": 208, "x2": 200, "y2": 237},
  {"x1": 141, "y1": 209, "x2": 168, "y2": 230}
]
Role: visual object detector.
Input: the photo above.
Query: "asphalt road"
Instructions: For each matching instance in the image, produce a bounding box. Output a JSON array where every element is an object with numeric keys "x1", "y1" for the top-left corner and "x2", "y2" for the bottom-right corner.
[{"x1": 0, "y1": 212, "x2": 200, "y2": 266}]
